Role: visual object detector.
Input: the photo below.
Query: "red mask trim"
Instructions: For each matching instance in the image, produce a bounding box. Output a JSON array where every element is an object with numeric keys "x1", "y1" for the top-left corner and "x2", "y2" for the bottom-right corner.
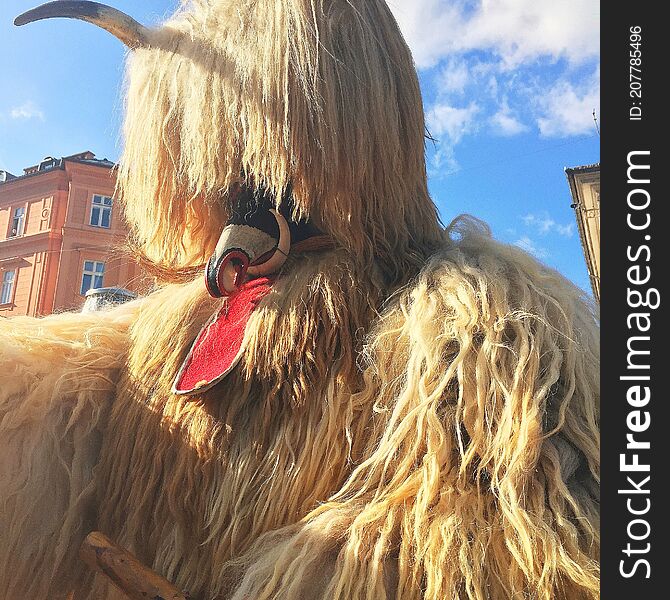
[{"x1": 172, "y1": 277, "x2": 274, "y2": 395}]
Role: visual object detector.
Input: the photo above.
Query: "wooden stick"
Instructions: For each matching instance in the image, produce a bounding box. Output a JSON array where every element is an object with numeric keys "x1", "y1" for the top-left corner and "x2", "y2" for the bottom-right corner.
[{"x1": 80, "y1": 531, "x2": 190, "y2": 600}]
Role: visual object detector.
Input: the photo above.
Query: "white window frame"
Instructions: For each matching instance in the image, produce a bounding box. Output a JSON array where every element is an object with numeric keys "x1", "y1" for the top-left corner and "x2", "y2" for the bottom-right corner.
[
  {"x1": 1, "y1": 270, "x2": 16, "y2": 305},
  {"x1": 9, "y1": 206, "x2": 26, "y2": 237},
  {"x1": 89, "y1": 194, "x2": 113, "y2": 228},
  {"x1": 80, "y1": 260, "x2": 105, "y2": 295}
]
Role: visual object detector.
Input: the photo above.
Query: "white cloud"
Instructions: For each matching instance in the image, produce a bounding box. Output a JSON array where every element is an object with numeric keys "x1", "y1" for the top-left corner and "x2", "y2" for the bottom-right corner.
[
  {"x1": 387, "y1": 0, "x2": 466, "y2": 69},
  {"x1": 429, "y1": 144, "x2": 460, "y2": 176},
  {"x1": 391, "y1": 1, "x2": 600, "y2": 171},
  {"x1": 536, "y1": 69, "x2": 600, "y2": 137},
  {"x1": 522, "y1": 213, "x2": 574, "y2": 237},
  {"x1": 436, "y1": 59, "x2": 470, "y2": 95},
  {"x1": 523, "y1": 213, "x2": 555, "y2": 234},
  {"x1": 389, "y1": 0, "x2": 600, "y2": 69},
  {"x1": 514, "y1": 236, "x2": 549, "y2": 259},
  {"x1": 485, "y1": 74, "x2": 499, "y2": 97},
  {"x1": 489, "y1": 101, "x2": 528, "y2": 136},
  {"x1": 427, "y1": 102, "x2": 479, "y2": 143},
  {"x1": 426, "y1": 102, "x2": 479, "y2": 176},
  {"x1": 556, "y1": 223, "x2": 575, "y2": 237},
  {"x1": 10, "y1": 101, "x2": 45, "y2": 121}
]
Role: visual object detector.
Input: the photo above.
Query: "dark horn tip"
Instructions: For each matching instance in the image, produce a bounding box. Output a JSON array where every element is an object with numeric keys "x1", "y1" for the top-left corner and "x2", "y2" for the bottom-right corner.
[
  {"x1": 14, "y1": 2, "x2": 102, "y2": 27},
  {"x1": 12, "y1": 2, "x2": 149, "y2": 48},
  {"x1": 14, "y1": 13, "x2": 33, "y2": 26}
]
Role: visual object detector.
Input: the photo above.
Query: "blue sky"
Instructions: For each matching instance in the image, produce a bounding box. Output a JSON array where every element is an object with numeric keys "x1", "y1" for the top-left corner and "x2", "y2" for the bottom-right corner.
[{"x1": 0, "y1": 0, "x2": 599, "y2": 293}]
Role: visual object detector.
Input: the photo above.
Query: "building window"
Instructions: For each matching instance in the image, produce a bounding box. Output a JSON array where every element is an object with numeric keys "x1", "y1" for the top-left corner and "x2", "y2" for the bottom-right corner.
[
  {"x1": 80, "y1": 261, "x2": 105, "y2": 295},
  {"x1": 10, "y1": 207, "x2": 26, "y2": 237},
  {"x1": 1, "y1": 270, "x2": 15, "y2": 304},
  {"x1": 90, "y1": 195, "x2": 113, "y2": 228}
]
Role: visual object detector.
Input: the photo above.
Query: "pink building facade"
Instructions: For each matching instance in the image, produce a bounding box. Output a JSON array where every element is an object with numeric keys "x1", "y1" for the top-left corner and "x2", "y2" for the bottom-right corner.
[{"x1": 0, "y1": 151, "x2": 145, "y2": 317}]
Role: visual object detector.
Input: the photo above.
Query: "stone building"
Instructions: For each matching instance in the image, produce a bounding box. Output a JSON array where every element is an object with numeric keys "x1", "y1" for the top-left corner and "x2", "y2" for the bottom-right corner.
[{"x1": 566, "y1": 163, "x2": 600, "y2": 302}]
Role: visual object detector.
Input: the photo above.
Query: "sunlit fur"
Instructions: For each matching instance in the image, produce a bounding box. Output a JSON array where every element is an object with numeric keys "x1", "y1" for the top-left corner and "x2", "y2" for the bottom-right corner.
[
  {"x1": 119, "y1": 0, "x2": 444, "y2": 283},
  {"x1": 0, "y1": 0, "x2": 599, "y2": 598},
  {"x1": 0, "y1": 304, "x2": 138, "y2": 598},
  {"x1": 228, "y1": 222, "x2": 599, "y2": 600}
]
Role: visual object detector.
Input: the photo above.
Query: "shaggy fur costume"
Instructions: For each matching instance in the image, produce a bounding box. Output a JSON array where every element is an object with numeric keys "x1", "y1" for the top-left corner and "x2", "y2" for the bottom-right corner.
[{"x1": 1, "y1": 1, "x2": 599, "y2": 599}]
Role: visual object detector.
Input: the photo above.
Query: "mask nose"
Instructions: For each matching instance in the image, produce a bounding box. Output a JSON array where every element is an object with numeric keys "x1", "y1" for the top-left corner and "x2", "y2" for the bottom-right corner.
[
  {"x1": 206, "y1": 208, "x2": 291, "y2": 298},
  {"x1": 208, "y1": 249, "x2": 251, "y2": 297}
]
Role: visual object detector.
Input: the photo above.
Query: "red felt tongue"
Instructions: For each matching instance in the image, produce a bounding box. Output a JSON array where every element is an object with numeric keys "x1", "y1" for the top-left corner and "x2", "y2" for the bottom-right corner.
[{"x1": 173, "y1": 277, "x2": 274, "y2": 395}]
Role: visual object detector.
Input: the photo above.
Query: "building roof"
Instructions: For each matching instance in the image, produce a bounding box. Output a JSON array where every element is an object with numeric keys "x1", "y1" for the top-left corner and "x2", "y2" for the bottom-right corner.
[
  {"x1": 565, "y1": 163, "x2": 600, "y2": 176},
  {"x1": 0, "y1": 151, "x2": 115, "y2": 187}
]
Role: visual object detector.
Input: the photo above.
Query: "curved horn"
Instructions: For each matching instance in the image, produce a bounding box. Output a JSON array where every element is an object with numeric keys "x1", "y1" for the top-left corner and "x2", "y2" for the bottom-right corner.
[{"x1": 14, "y1": 1, "x2": 149, "y2": 48}]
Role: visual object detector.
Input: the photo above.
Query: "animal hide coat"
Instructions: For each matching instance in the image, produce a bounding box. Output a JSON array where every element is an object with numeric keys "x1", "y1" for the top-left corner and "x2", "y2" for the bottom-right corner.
[{"x1": 1, "y1": 1, "x2": 599, "y2": 598}]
